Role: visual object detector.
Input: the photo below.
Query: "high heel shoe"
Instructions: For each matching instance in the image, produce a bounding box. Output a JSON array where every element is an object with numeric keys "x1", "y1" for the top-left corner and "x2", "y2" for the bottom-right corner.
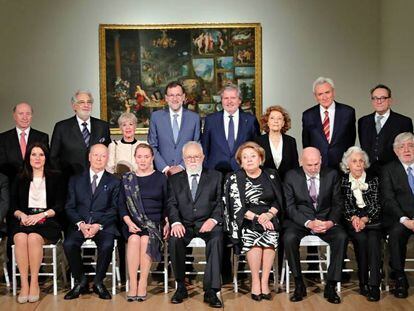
[
  {"x1": 17, "y1": 295, "x2": 28, "y2": 304},
  {"x1": 126, "y1": 295, "x2": 137, "y2": 302},
  {"x1": 28, "y1": 295, "x2": 40, "y2": 303},
  {"x1": 136, "y1": 294, "x2": 147, "y2": 302},
  {"x1": 251, "y1": 293, "x2": 262, "y2": 301},
  {"x1": 261, "y1": 292, "x2": 272, "y2": 300}
]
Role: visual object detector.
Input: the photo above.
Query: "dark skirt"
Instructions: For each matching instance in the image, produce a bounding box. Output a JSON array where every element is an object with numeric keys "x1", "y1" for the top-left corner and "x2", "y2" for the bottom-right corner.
[{"x1": 11, "y1": 219, "x2": 62, "y2": 244}]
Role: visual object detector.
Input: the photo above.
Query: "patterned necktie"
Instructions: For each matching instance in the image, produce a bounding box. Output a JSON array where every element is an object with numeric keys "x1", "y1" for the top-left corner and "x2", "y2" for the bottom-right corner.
[
  {"x1": 322, "y1": 110, "x2": 330, "y2": 142},
  {"x1": 309, "y1": 177, "x2": 318, "y2": 208},
  {"x1": 375, "y1": 115, "x2": 384, "y2": 134},
  {"x1": 20, "y1": 130, "x2": 27, "y2": 158},
  {"x1": 407, "y1": 167, "x2": 414, "y2": 195},
  {"x1": 91, "y1": 174, "x2": 98, "y2": 194},
  {"x1": 172, "y1": 113, "x2": 179, "y2": 143},
  {"x1": 191, "y1": 174, "x2": 199, "y2": 200},
  {"x1": 82, "y1": 122, "x2": 90, "y2": 147},
  {"x1": 228, "y1": 115, "x2": 235, "y2": 151}
]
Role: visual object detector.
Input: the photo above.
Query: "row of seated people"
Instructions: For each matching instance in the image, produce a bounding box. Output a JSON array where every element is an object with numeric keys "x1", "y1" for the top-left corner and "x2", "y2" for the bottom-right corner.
[{"x1": 3, "y1": 131, "x2": 414, "y2": 307}]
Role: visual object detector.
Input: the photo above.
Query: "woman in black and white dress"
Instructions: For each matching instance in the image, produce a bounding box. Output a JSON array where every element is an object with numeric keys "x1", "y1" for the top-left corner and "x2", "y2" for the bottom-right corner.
[{"x1": 224, "y1": 141, "x2": 284, "y2": 301}]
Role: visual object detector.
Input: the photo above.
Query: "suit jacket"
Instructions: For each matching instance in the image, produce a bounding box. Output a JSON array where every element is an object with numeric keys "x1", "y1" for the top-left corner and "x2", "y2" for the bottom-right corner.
[
  {"x1": 0, "y1": 173, "x2": 9, "y2": 234},
  {"x1": 167, "y1": 169, "x2": 222, "y2": 228},
  {"x1": 283, "y1": 167, "x2": 343, "y2": 228},
  {"x1": 340, "y1": 173, "x2": 381, "y2": 224},
  {"x1": 65, "y1": 170, "x2": 120, "y2": 235},
  {"x1": 50, "y1": 116, "x2": 111, "y2": 178},
  {"x1": 381, "y1": 160, "x2": 414, "y2": 228},
  {"x1": 148, "y1": 108, "x2": 200, "y2": 171},
  {"x1": 302, "y1": 102, "x2": 356, "y2": 168},
  {"x1": 358, "y1": 110, "x2": 413, "y2": 167},
  {"x1": 201, "y1": 110, "x2": 260, "y2": 173},
  {"x1": 254, "y1": 133, "x2": 299, "y2": 180},
  {"x1": 9, "y1": 171, "x2": 65, "y2": 231},
  {"x1": 0, "y1": 128, "x2": 48, "y2": 179}
]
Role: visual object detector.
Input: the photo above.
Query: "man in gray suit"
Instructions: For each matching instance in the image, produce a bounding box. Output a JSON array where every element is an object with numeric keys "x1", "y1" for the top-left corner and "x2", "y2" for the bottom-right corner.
[{"x1": 148, "y1": 81, "x2": 200, "y2": 176}]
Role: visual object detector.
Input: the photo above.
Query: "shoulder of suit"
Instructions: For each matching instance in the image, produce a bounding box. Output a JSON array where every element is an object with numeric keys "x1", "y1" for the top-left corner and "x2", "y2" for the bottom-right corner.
[
  {"x1": 335, "y1": 102, "x2": 355, "y2": 112},
  {"x1": 282, "y1": 133, "x2": 295, "y2": 142},
  {"x1": 53, "y1": 116, "x2": 77, "y2": 128},
  {"x1": 203, "y1": 168, "x2": 222, "y2": 179},
  {"x1": 29, "y1": 128, "x2": 48, "y2": 137},
  {"x1": 0, "y1": 128, "x2": 15, "y2": 137},
  {"x1": 389, "y1": 110, "x2": 412, "y2": 122},
  {"x1": 302, "y1": 104, "x2": 319, "y2": 115},
  {"x1": 90, "y1": 116, "x2": 109, "y2": 125},
  {"x1": 358, "y1": 112, "x2": 375, "y2": 123},
  {"x1": 183, "y1": 108, "x2": 200, "y2": 118}
]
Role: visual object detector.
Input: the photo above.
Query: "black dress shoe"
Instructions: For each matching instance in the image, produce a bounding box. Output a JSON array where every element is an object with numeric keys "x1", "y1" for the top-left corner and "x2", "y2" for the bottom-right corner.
[
  {"x1": 324, "y1": 284, "x2": 341, "y2": 304},
  {"x1": 204, "y1": 291, "x2": 223, "y2": 308},
  {"x1": 261, "y1": 292, "x2": 272, "y2": 300},
  {"x1": 93, "y1": 284, "x2": 111, "y2": 300},
  {"x1": 359, "y1": 283, "x2": 369, "y2": 296},
  {"x1": 394, "y1": 277, "x2": 409, "y2": 298},
  {"x1": 171, "y1": 288, "x2": 188, "y2": 304},
  {"x1": 250, "y1": 293, "x2": 262, "y2": 301},
  {"x1": 290, "y1": 284, "x2": 307, "y2": 302},
  {"x1": 64, "y1": 283, "x2": 89, "y2": 300},
  {"x1": 367, "y1": 286, "x2": 380, "y2": 302}
]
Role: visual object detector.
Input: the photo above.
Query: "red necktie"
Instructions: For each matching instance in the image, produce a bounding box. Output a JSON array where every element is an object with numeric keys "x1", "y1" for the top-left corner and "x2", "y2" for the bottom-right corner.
[
  {"x1": 20, "y1": 131, "x2": 27, "y2": 158},
  {"x1": 322, "y1": 110, "x2": 330, "y2": 142}
]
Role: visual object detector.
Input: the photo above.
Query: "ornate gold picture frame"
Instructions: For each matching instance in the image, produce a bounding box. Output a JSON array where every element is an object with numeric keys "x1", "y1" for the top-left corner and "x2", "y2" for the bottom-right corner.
[{"x1": 99, "y1": 23, "x2": 262, "y2": 134}]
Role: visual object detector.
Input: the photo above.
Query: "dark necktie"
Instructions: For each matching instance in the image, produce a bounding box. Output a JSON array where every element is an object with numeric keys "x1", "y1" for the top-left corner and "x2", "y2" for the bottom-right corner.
[
  {"x1": 228, "y1": 115, "x2": 235, "y2": 151},
  {"x1": 407, "y1": 167, "x2": 414, "y2": 195},
  {"x1": 191, "y1": 174, "x2": 199, "y2": 200},
  {"x1": 309, "y1": 177, "x2": 318, "y2": 208},
  {"x1": 91, "y1": 174, "x2": 98, "y2": 194},
  {"x1": 82, "y1": 122, "x2": 90, "y2": 147}
]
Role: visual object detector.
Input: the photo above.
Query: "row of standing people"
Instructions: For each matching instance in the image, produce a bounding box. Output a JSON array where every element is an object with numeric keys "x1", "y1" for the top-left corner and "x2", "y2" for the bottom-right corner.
[{"x1": 0, "y1": 77, "x2": 413, "y2": 306}]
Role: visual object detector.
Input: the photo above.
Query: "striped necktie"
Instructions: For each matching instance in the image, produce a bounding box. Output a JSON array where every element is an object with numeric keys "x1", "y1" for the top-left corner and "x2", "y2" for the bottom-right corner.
[{"x1": 322, "y1": 110, "x2": 330, "y2": 142}]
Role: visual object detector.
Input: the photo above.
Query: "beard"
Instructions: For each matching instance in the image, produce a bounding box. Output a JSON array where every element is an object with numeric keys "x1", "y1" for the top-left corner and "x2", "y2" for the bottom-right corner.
[{"x1": 186, "y1": 164, "x2": 203, "y2": 175}]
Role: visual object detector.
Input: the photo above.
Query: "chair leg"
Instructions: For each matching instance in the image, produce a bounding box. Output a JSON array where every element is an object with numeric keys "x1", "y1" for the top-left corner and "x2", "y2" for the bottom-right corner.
[
  {"x1": 233, "y1": 253, "x2": 238, "y2": 293},
  {"x1": 163, "y1": 246, "x2": 168, "y2": 293},
  {"x1": 286, "y1": 260, "x2": 290, "y2": 294},
  {"x1": 112, "y1": 245, "x2": 116, "y2": 295},
  {"x1": 52, "y1": 246, "x2": 58, "y2": 295},
  {"x1": 3, "y1": 262, "x2": 10, "y2": 287},
  {"x1": 12, "y1": 245, "x2": 16, "y2": 296},
  {"x1": 317, "y1": 246, "x2": 324, "y2": 281},
  {"x1": 272, "y1": 258, "x2": 278, "y2": 292}
]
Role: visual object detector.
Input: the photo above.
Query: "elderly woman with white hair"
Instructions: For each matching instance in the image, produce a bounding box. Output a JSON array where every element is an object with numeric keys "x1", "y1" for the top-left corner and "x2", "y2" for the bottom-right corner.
[
  {"x1": 107, "y1": 112, "x2": 145, "y2": 176},
  {"x1": 340, "y1": 146, "x2": 382, "y2": 302}
]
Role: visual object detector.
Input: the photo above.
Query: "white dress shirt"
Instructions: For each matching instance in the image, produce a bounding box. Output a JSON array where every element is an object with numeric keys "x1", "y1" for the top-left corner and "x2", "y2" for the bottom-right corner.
[
  {"x1": 169, "y1": 107, "x2": 183, "y2": 130},
  {"x1": 76, "y1": 116, "x2": 91, "y2": 133},
  {"x1": 16, "y1": 127, "x2": 30, "y2": 144},
  {"x1": 269, "y1": 136, "x2": 283, "y2": 169},
  {"x1": 375, "y1": 109, "x2": 390, "y2": 129},
  {"x1": 89, "y1": 168, "x2": 105, "y2": 186},
  {"x1": 399, "y1": 162, "x2": 414, "y2": 224}
]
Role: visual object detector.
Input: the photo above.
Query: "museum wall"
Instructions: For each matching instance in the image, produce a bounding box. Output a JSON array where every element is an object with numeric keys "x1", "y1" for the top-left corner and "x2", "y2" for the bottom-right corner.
[{"x1": 0, "y1": 0, "x2": 396, "y2": 147}]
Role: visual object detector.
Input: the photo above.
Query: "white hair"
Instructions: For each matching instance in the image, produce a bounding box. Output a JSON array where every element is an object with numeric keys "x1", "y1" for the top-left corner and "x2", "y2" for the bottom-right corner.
[
  {"x1": 393, "y1": 132, "x2": 414, "y2": 149},
  {"x1": 182, "y1": 141, "x2": 203, "y2": 155},
  {"x1": 312, "y1": 77, "x2": 335, "y2": 93},
  {"x1": 71, "y1": 89, "x2": 94, "y2": 104},
  {"x1": 340, "y1": 146, "x2": 370, "y2": 173}
]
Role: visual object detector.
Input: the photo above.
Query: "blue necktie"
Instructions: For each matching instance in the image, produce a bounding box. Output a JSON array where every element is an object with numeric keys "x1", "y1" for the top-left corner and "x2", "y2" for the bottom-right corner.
[
  {"x1": 82, "y1": 122, "x2": 90, "y2": 147},
  {"x1": 228, "y1": 115, "x2": 235, "y2": 151},
  {"x1": 407, "y1": 167, "x2": 414, "y2": 195},
  {"x1": 172, "y1": 114, "x2": 179, "y2": 143}
]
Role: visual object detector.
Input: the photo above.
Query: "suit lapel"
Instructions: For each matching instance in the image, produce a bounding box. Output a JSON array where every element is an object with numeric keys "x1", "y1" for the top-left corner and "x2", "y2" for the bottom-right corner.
[
  {"x1": 379, "y1": 110, "x2": 395, "y2": 137},
  {"x1": 176, "y1": 109, "x2": 186, "y2": 145},
  {"x1": 164, "y1": 109, "x2": 176, "y2": 144},
  {"x1": 300, "y1": 169, "x2": 315, "y2": 208},
  {"x1": 71, "y1": 117, "x2": 87, "y2": 147},
  {"x1": 330, "y1": 103, "x2": 341, "y2": 143},
  {"x1": 312, "y1": 106, "x2": 326, "y2": 142},
  {"x1": 194, "y1": 170, "x2": 207, "y2": 202},
  {"x1": 10, "y1": 130, "x2": 24, "y2": 162},
  {"x1": 317, "y1": 170, "x2": 326, "y2": 210},
  {"x1": 217, "y1": 111, "x2": 231, "y2": 154},
  {"x1": 234, "y1": 111, "x2": 246, "y2": 153},
  {"x1": 92, "y1": 171, "x2": 108, "y2": 201}
]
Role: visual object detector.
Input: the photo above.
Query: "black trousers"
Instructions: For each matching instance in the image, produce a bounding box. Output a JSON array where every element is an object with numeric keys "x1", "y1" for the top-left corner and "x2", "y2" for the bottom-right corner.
[
  {"x1": 63, "y1": 230, "x2": 115, "y2": 285},
  {"x1": 347, "y1": 226, "x2": 382, "y2": 286},
  {"x1": 283, "y1": 224, "x2": 348, "y2": 282},
  {"x1": 388, "y1": 222, "x2": 414, "y2": 278},
  {"x1": 169, "y1": 225, "x2": 223, "y2": 291}
]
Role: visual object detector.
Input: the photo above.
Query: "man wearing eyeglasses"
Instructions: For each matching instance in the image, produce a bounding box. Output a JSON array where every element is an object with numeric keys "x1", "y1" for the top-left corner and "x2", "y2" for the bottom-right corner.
[
  {"x1": 358, "y1": 84, "x2": 413, "y2": 174},
  {"x1": 167, "y1": 141, "x2": 223, "y2": 308},
  {"x1": 148, "y1": 81, "x2": 200, "y2": 176},
  {"x1": 50, "y1": 90, "x2": 111, "y2": 180}
]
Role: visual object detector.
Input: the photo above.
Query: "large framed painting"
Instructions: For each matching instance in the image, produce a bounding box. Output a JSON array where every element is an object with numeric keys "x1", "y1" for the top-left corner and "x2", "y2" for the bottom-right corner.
[{"x1": 99, "y1": 23, "x2": 262, "y2": 134}]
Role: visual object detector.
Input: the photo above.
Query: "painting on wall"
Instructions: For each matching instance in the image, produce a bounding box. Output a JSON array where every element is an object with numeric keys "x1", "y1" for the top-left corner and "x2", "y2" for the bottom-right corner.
[{"x1": 99, "y1": 23, "x2": 262, "y2": 134}]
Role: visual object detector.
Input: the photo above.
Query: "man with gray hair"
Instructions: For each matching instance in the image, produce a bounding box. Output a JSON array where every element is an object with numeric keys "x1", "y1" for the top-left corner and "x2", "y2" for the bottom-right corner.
[
  {"x1": 381, "y1": 132, "x2": 414, "y2": 298},
  {"x1": 167, "y1": 141, "x2": 223, "y2": 307},
  {"x1": 50, "y1": 90, "x2": 111, "y2": 179},
  {"x1": 302, "y1": 77, "x2": 356, "y2": 169}
]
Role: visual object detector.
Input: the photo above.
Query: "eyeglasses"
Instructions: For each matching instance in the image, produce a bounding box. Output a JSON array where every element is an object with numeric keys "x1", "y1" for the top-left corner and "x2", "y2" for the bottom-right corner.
[
  {"x1": 77, "y1": 100, "x2": 93, "y2": 106},
  {"x1": 371, "y1": 96, "x2": 390, "y2": 102},
  {"x1": 184, "y1": 155, "x2": 203, "y2": 161},
  {"x1": 166, "y1": 94, "x2": 184, "y2": 98}
]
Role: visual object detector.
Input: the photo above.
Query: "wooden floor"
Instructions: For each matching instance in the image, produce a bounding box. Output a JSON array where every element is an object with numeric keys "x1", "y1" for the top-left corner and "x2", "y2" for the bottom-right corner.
[{"x1": 2, "y1": 278, "x2": 414, "y2": 311}]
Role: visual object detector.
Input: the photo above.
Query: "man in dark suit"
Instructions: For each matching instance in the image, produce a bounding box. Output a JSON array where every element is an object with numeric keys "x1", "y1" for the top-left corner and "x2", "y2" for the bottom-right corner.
[
  {"x1": 283, "y1": 147, "x2": 347, "y2": 304},
  {"x1": 358, "y1": 84, "x2": 413, "y2": 174},
  {"x1": 302, "y1": 77, "x2": 356, "y2": 169},
  {"x1": 381, "y1": 132, "x2": 414, "y2": 298},
  {"x1": 201, "y1": 83, "x2": 260, "y2": 175},
  {"x1": 168, "y1": 141, "x2": 223, "y2": 308},
  {"x1": 0, "y1": 102, "x2": 49, "y2": 180},
  {"x1": 63, "y1": 144, "x2": 120, "y2": 300},
  {"x1": 50, "y1": 90, "x2": 111, "y2": 179},
  {"x1": 148, "y1": 81, "x2": 200, "y2": 176}
]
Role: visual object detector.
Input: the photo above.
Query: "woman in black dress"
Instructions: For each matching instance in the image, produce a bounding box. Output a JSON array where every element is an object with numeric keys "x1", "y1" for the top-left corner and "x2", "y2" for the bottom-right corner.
[
  {"x1": 119, "y1": 143, "x2": 169, "y2": 301},
  {"x1": 340, "y1": 146, "x2": 382, "y2": 301},
  {"x1": 11, "y1": 142, "x2": 65, "y2": 303},
  {"x1": 254, "y1": 105, "x2": 299, "y2": 180},
  {"x1": 224, "y1": 141, "x2": 284, "y2": 301}
]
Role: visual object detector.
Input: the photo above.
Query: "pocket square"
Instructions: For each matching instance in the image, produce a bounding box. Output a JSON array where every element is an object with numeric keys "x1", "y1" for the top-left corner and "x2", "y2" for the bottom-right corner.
[{"x1": 99, "y1": 137, "x2": 106, "y2": 143}]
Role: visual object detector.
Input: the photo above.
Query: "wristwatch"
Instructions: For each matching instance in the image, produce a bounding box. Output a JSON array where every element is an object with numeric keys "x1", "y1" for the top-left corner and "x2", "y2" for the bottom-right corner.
[{"x1": 99, "y1": 224, "x2": 104, "y2": 231}]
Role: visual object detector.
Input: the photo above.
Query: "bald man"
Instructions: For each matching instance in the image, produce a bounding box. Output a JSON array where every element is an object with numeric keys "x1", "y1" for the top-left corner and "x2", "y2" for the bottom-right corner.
[
  {"x1": 283, "y1": 147, "x2": 347, "y2": 304},
  {"x1": 0, "y1": 102, "x2": 49, "y2": 180},
  {"x1": 63, "y1": 144, "x2": 120, "y2": 300}
]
